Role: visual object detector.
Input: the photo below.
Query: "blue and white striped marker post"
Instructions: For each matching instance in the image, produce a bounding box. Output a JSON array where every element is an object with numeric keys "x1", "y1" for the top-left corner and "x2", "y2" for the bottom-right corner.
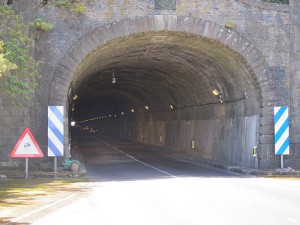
[
  {"x1": 274, "y1": 106, "x2": 289, "y2": 168},
  {"x1": 48, "y1": 106, "x2": 64, "y2": 174}
]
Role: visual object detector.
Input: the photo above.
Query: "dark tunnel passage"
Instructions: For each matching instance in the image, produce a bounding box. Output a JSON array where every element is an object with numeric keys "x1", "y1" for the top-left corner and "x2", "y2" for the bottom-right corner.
[{"x1": 68, "y1": 32, "x2": 261, "y2": 169}]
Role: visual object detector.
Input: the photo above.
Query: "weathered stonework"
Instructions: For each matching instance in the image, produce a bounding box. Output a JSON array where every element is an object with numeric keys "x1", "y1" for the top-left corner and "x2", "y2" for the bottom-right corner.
[{"x1": 0, "y1": 0, "x2": 297, "y2": 169}]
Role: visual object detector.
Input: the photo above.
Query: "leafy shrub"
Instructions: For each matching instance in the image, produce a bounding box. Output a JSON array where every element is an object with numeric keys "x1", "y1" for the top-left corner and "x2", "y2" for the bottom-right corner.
[
  {"x1": 31, "y1": 18, "x2": 54, "y2": 31},
  {"x1": 0, "y1": 6, "x2": 40, "y2": 105}
]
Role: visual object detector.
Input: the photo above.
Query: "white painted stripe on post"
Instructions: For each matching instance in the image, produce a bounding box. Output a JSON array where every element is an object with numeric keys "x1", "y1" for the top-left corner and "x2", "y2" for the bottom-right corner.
[
  {"x1": 48, "y1": 128, "x2": 64, "y2": 151},
  {"x1": 275, "y1": 129, "x2": 289, "y2": 152},
  {"x1": 275, "y1": 109, "x2": 288, "y2": 133},
  {"x1": 48, "y1": 109, "x2": 63, "y2": 132},
  {"x1": 48, "y1": 106, "x2": 64, "y2": 157}
]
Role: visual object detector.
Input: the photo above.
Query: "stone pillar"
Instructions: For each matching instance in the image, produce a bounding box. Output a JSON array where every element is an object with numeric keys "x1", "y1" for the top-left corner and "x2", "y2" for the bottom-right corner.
[{"x1": 290, "y1": 0, "x2": 300, "y2": 168}]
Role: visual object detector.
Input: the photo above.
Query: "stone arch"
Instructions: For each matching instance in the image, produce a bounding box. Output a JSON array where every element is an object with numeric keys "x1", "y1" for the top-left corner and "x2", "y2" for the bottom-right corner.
[{"x1": 49, "y1": 15, "x2": 278, "y2": 168}]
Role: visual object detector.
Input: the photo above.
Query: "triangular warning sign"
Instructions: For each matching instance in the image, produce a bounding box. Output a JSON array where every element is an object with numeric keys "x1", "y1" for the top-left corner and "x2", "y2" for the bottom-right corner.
[{"x1": 10, "y1": 128, "x2": 44, "y2": 158}]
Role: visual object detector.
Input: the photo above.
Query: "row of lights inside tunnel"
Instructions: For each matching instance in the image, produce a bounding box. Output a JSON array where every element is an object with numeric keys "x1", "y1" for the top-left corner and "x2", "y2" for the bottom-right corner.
[
  {"x1": 71, "y1": 88, "x2": 223, "y2": 126},
  {"x1": 73, "y1": 104, "x2": 175, "y2": 126}
]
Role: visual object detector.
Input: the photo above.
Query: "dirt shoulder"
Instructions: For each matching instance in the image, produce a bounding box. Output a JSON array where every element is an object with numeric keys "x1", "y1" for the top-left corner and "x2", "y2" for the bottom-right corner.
[{"x1": 0, "y1": 171, "x2": 90, "y2": 225}]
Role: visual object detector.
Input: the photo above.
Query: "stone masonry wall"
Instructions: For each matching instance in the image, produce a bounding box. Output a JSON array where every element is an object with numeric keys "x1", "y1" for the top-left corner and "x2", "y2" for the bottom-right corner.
[
  {"x1": 0, "y1": 0, "x2": 292, "y2": 169},
  {"x1": 35, "y1": 0, "x2": 289, "y2": 152},
  {"x1": 290, "y1": 0, "x2": 300, "y2": 168}
]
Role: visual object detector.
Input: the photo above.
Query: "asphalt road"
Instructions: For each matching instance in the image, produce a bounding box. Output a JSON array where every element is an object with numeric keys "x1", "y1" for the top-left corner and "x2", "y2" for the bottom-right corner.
[{"x1": 31, "y1": 135, "x2": 300, "y2": 225}]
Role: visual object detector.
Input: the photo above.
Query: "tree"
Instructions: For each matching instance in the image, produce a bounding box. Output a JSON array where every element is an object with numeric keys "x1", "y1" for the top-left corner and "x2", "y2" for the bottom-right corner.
[{"x1": 0, "y1": 5, "x2": 40, "y2": 105}]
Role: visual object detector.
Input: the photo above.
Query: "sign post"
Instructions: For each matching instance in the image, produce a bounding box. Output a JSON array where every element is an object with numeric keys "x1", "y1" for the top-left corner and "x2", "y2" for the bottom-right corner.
[
  {"x1": 48, "y1": 106, "x2": 64, "y2": 177},
  {"x1": 10, "y1": 128, "x2": 44, "y2": 178},
  {"x1": 25, "y1": 158, "x2": 28, "y2": 179},
  {"x1": 274, "y1": 106, "x2": 289, "y2": 169}
]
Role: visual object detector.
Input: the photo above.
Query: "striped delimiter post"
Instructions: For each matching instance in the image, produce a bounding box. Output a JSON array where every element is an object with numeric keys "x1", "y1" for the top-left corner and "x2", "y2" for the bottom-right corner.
[
  {"x1": 274, "y1": 106, "x2": 289, "y2": 155},
  {"x1": 48, "y1": 106, "x2": 64, "y2": 157}
]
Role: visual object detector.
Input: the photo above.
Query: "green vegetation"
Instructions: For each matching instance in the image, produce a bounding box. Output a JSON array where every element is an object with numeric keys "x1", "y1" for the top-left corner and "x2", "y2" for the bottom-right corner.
[
  {"x1": 263, "y1": 0, "x2": 289, "y2": 4},
  {"x1": 0, "y1": 5, "x2": 40, "y2": 105},
  {"x1": 74, "y1": 2, "x2": 86, "y2": 14},
  {"x1": 31, "y1": 17, "x2": 54, "y2": 31},
  {"x1": 55, "y1": 0, "x2": 86, "y2": 14},
  {"x1": 55, "y1": 0, "x2": 72, "y2": 7},
  {"x1": 225, "y1": 19, "x2": 235, "y2": 29}
]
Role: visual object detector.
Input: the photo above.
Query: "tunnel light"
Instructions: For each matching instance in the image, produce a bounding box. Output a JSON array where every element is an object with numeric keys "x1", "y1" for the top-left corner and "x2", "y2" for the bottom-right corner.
[
  {"x1": 145, "y1": 105, "x2": 150, "y2": 110},
  {"x1": 121, "y1": 112, "x2": 125, "y2": 115},
  {"x1": 131, "y1": 109, "x2": 135, "y2": 113},
  {"x1": 109, "y1": 114, "x2": 112, "y2": 117},
  {"x1": 71, "y1": 121, "x2": 76, "y2": 127},
  {"x1": 212, "y1": 89, "x2": 221, "y2": 96},
  {"x1": 72, "y1": 95, "x2": 78, "y2": 100},
  {"x1": 115, "y1": 115, "x2": 117, "y2": 117},
  {"x1": 112, "y1": 69, "x2": 116, "y2": 84},
  {"x1": 212, "y1": 89, "x2": 223, "y2": 103},
  {"x1": 169, "y1": 104, "x2": 177, "y2": 110},
  {"x1": 72, "y1": 108, "x2": 75, "y2": 111}
]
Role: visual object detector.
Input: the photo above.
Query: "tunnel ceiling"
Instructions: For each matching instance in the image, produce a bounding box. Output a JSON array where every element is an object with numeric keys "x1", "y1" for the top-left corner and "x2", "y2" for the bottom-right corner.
[{"x1": 70, "y1": 32, "x2": 260, "y2": 120}]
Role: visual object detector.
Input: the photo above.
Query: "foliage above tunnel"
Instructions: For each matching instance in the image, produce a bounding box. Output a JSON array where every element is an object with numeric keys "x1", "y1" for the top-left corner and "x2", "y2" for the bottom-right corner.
[{"x1": 0, "y1": 5, "x2": 40, "y2": 106}]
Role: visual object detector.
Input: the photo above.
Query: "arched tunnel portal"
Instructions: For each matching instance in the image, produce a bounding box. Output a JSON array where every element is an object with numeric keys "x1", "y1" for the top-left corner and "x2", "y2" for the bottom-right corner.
[{"x1": 49, "y1": 16, "x2": 277, "y2": 169}]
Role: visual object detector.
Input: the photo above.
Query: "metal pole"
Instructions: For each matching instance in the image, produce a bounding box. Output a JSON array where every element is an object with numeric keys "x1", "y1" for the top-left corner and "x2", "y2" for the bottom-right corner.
[
  {"x1": 281, "y1": 155, "x2": 284, "y2": 169},
  {"x1": 25, "y1": 158, "x2": 28, "y2": 179},
  {"x1": 54, "y1": 157, "x2": 57, "y2": 178}
]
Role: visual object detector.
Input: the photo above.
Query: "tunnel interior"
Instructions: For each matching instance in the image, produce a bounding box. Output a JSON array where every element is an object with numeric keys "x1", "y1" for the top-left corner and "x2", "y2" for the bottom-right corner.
[{"x1": 69, "y1": 32, "x2": 261, "y2": 168}]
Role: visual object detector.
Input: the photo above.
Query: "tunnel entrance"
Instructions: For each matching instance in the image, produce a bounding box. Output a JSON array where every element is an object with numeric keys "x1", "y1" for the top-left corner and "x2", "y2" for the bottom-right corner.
[{"x1": 49, "y1": 16, "x2": 276, "y2": 169}]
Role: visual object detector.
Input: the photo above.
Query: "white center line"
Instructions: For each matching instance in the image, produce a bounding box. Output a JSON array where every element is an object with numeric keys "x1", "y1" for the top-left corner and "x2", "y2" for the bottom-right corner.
[{"x1": 102, "y1": 141, "x2": 178, "y2": 178}]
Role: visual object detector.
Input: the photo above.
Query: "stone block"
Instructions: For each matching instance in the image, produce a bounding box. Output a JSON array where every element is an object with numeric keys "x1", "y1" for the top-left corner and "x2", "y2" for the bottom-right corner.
[
  {"x1": 260, "y1": 117, "x2": 274, "y2": 126},
  {"x1": 177, "y1": 16, "x2": 192, "y2": 33},
  {"x1": 166, "y1": 15, "x2": 178, "y2": 32},
  {"x1": 154, "y1": 15, "x2": 167, "y2": 31},
  {"x1": 109, "y1": 20, "x2": 126, "y2": 39},
  {"x1": 0, "y1": 162, "x2": 8, "y2": 167},
  {"x1": 133, "y1": 16, "x2": 145, "y2": 34},
  {"x1": 260, "y1": 107, "x2": 275, "y2": 117},
  {"x1": 259, "y1": 135, "x2": 274, "y2": 144},
  {"x1": 259, "y1": 126, "x2": 274, "y2": 135},
  {"x1": 124, "y1": 17, "x2": 139, "y2": 35}
]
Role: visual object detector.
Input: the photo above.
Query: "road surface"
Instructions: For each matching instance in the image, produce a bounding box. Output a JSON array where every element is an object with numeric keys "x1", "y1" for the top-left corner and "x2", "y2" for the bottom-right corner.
[{"x1": 13, "y1": 134, "x2": 300, "y2": 225}]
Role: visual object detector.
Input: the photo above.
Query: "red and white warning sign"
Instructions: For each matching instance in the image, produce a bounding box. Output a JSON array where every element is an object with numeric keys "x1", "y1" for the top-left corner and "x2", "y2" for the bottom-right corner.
[{"x1": 10, "y1": 128, "x2": 44, "y2": 158}]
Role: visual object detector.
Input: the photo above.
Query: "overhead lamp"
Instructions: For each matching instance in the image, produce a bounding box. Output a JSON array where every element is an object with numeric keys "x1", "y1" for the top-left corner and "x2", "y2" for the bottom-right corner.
[
  {"x1": 73, "y1": 95, "x2": 78, "y2": 100},
  {"x1": 212, "y1": 89, "x2": 221, "y2": 96},
  {"x1": 131, "y1": 109, "x2": 135, "y2": 113},
  {"x1": 71, "y1": 121, "x2": 76, "y2": 127},
  {"x1": 115, "y1": 115, "x2": 117, "y2": 117},
  {"x1": 121, "y1": 112, "x2": 125, "y2": 115},
  {"x1": 112, "y1": 69, "x2": 116, "y2": 84},
  {"x1": 212, "y1": 89, "x2": 223, "y2": 104},
  {"x1": 169, "y1": 104, "x2": 176, "y2": 110},
  {"x1": 72, "y1": 107, "x2": 75, "y2": 111},
  {"x1": 145, "y1": 105, "x2": 150, "y2": 110}
]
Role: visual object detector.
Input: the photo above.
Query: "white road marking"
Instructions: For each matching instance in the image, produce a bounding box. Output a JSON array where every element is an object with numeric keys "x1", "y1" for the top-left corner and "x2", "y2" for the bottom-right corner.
[
  {"x1": 5, "y1": 194, "x2": 75, "y2": 224},
  {"x1": 103, "y1": 141, "x2": 178, "y2": 178}
]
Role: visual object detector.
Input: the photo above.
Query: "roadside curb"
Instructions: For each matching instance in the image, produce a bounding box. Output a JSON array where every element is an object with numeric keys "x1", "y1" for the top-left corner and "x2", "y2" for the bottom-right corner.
[{"x1": 156, "y1": 148, "x2": 300, "y2": 177}]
